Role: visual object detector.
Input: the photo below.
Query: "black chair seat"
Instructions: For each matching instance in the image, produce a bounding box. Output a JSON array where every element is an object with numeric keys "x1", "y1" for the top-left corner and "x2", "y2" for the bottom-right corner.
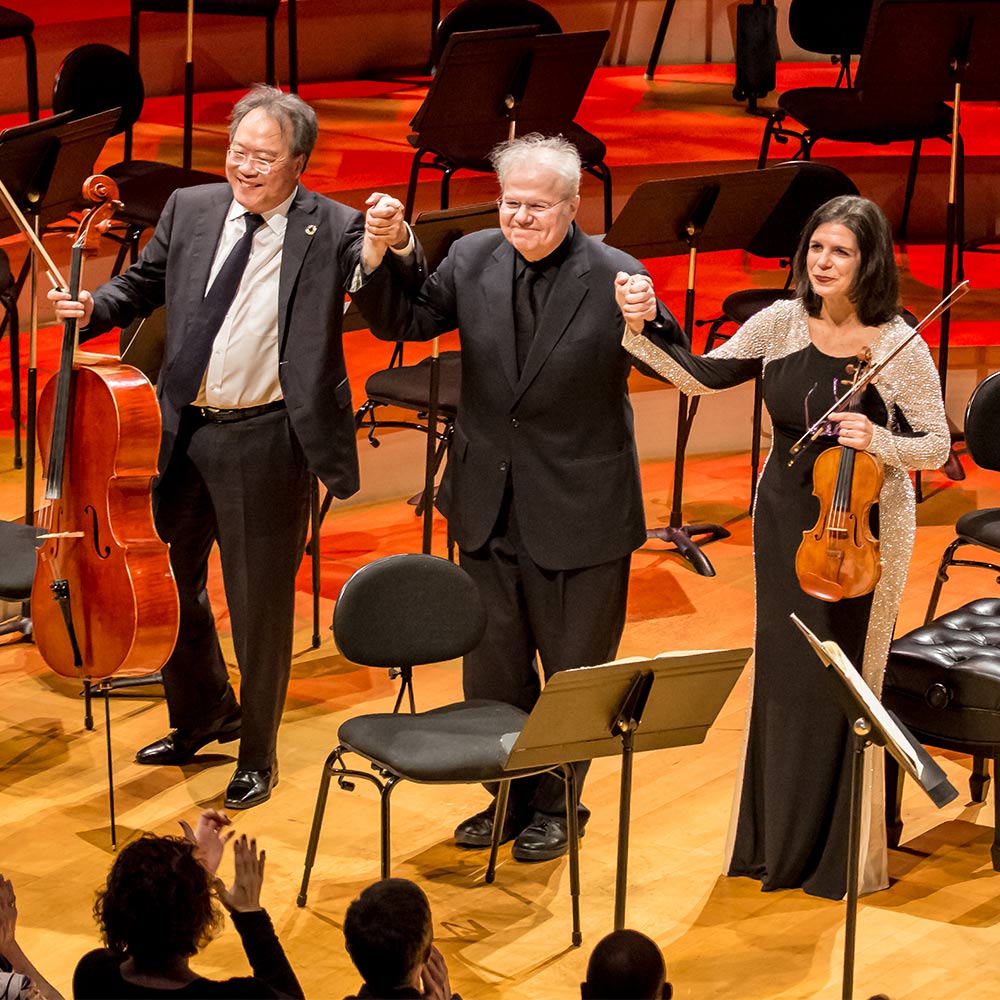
[
  {"x1": 884, "y1": 598, "x2": 1000, "y2": 868},
  {"x1": 0, "y1": 8, "x2": 32, "y2": 35},
  {"x1": 778, "y1": 89, "x2": 953, "y2": 143},
  {"x1": 954, "y1": 509, "x2": 1000, "y2": 551},
  {"x1": 107, "y1": 160, "x2": 222, "y2": 230},
  {"x1": 0, "y1": 521, "x2": 44, "y2": 599},
  {"x1": 720, "y1": 288, "x2": 795, "y2": 325},
  {"x1": 340, "y1": 700, "x2": 532, "y2": 782},
  {"x1": 365, "y1": 352, "x2": 461, "y2": 415},
  {"x1": 885, "y1": 598, "x2": 1000, "y2": 742}
]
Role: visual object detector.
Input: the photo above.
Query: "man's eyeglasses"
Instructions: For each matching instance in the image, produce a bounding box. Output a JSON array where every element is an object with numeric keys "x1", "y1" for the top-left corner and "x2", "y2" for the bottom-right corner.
[
  {"x1": 227, "y1": 147, "x2": 284, "y2": 175},
  {"x1": 496, "y1": 197, "x2": 567, "y2": 216}
]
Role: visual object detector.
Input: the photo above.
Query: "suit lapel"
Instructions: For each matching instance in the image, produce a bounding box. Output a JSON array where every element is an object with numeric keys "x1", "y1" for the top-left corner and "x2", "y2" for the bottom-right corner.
[
  {"x1": 513, "y1": 228, "x2": 590, "y2": 405},
  {"x1": 483, "y1": 241, "x2": 519, "y2": 392},
  {"x1": 278, "y1": 186, "x2": 320, "y2": 356}
]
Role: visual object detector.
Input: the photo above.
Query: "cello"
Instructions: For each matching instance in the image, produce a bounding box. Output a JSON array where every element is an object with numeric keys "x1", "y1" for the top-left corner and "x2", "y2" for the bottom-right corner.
[{"x1": 18, "y1": 176, "x2": 179, "y2": 682}]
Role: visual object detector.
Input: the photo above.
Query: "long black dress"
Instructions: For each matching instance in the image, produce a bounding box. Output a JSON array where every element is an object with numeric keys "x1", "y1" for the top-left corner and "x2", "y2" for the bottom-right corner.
[{"x1": 624, "y1": 299, "x2": 949, "y2": 899}]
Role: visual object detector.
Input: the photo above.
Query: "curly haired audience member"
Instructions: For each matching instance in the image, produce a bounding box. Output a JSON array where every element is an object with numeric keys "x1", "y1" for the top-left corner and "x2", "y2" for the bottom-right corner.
[
  {"x1": 581, "y1": 929, "x2": 672, "y2": 1000},
  {"x1": 73, "y1": 810, "x2": 301, "y2": 998},
  {"x1": 343, "y1": 879, "x2": 459, "y2": 1000}
]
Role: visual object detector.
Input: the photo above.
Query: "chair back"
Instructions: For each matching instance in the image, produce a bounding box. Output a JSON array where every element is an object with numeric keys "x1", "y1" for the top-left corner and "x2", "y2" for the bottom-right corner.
[
  {"x1": 788, "y1": 0, "x2": 871, "y2": 58},
  {"x1": 964, "y1": 371, "x2": 1000, "y2": 473},
  {"x1": 333, "y1": 553, "x2": 486, "y2": 670},
  {"x1": 745, "y1": 161, "x2": 858, "y2": 259},
  {"x1": 52, "y1": 44, "x2": 144, "y2": 138},
  {"x1": 433, "y1": 0, "x2": 561, "y2": 66}
]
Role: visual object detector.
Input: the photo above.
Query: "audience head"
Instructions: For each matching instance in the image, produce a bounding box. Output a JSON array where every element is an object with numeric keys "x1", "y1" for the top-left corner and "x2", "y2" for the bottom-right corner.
[
  {"x1": 95, "y1": 835, "x2": 222, "y2": 970},
  {"x1": 581, "y1": 929, "x2": 671, "y2": 1000},
  {"x1": 343, "y1": 878, "x2": 434, "y2": 993},
  {"x1": 792, "y1": 194, "x2": 900, "y2": 327}
]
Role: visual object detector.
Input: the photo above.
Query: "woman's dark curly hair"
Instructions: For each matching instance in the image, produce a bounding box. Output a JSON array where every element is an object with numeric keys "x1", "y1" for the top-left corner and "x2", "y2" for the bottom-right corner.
[
  {"x1": 792, "y1": 194, "x2": 900, "y2": 327},
  {"x1": 95, "y1": 835, "x2": 223, "y2": 966}
]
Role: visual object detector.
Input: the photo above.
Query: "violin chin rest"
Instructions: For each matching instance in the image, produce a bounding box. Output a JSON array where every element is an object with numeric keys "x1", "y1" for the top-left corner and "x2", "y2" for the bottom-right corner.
[{"x1": 798, "y1": 573, "x2": 844, "y2": 603}]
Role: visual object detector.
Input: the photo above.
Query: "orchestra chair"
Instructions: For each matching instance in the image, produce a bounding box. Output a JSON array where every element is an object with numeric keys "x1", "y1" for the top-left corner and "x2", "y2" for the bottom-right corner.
[
  {"x1": 786, "y1": 0, "x2": 872, "y2": 87},
  {"x1": 431, "y1": 0, "x2": 560, "y2": 66},
  {"x1": 0, "y1": 7, "x2": 38, "y2": 121},
  {"x1": 52, "y1": 43, "x2": 222, "y2": 275},
  {"x1": 405, "y1": 9, "x2": 613, "y2": 231},
  {"x1": 0, "y1": 521, "x2": 44, "y2": 640},
  {"x1": 130, "y1": 1, "x2": 298, "y2": 97},
  {"x1": 696, "y1": 161, "x2": 859, "y2": 507},
  {"x1": 883, "y1": 597, "x2": 1000, "y2": 870},
  {"x1": 297, "y1": 553, "x2": 582, "y2": 944},
  {"x1": 757, "y1": 0, "x2": 956, "y2": 241},
  {"x1": 923, "y1": 371, "x2": 1000, "y2": 624}
]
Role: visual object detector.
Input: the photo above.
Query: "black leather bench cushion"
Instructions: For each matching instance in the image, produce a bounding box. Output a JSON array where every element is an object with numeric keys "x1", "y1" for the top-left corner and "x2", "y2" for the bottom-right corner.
[{"x1": 884, "y1": 598, "x2": 1000, "y2": 745}]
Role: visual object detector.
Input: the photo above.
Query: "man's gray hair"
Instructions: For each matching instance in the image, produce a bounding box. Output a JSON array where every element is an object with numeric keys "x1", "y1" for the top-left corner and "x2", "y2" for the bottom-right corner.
[
  {"x1": 489, "y1": 133, "x2": 582, "y2": 199},
  {"x1": 229, "y1": 85, "x2": 319, "y2": 165}
]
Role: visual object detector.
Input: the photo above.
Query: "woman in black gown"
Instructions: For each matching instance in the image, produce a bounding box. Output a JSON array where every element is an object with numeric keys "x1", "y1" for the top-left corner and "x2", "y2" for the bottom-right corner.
[{"x1": 616, "y1": 196, "x2": 949, "y2": 899}]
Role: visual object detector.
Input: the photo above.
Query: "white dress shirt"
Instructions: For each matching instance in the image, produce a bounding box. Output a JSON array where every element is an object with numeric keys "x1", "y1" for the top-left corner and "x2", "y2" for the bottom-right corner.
[{"x1": 195, "y1": 189, "x2": 296, "y2": 408}]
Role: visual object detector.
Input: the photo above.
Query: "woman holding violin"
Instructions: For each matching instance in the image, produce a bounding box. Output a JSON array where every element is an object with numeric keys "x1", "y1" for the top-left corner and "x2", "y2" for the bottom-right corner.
[{"x1": 619, "y1": 195, "x2": 949, "y2": 899}]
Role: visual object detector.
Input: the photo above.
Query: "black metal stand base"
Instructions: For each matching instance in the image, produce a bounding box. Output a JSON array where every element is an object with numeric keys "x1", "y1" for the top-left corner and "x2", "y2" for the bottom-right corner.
[{"x1": 646, "y1": 523, "x2": 731, "y2": 577}]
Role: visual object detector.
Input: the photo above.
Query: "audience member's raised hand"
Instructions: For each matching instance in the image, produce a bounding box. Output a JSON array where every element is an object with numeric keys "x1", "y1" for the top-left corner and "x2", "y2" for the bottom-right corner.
[
  {"x1": 420, "y1": 945, "x2": 453, "y2": 1000},
  {"x1": 0, "y1": 875, "x2": 17, "y2": 953},
  {"x1": 217, "y1": 835, "x2": 265, "y2": 914},
  {"x1": 180, "y1": 808, "x2": 234, "y2": 876}
]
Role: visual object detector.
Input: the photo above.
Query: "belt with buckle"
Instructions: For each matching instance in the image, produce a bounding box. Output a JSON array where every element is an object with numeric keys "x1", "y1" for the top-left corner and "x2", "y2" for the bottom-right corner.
[{"x1": 191, "y1": 400, "x2": 286, "y2": 424}]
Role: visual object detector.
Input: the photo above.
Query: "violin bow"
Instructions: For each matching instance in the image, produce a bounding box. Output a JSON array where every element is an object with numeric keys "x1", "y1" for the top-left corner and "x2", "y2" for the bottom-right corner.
[{"x1": 788, "y1": 279, "x2": 971, "y2": 465}]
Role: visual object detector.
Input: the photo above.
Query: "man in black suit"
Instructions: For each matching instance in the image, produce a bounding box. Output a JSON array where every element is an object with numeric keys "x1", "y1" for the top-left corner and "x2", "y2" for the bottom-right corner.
[
  {"x1": 354, "y1": 134, "x2": 684, "y2": 860},
  {"x1": 50, "y1": 86, "x2": 408, "y2": 809}
]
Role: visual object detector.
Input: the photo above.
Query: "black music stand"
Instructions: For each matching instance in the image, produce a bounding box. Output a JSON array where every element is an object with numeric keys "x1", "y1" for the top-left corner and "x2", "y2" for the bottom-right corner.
[
  {"x1": 606, "y1": 163, "x2": 813, "y2": 575},
  {"x1": 792, "y1": 614, "x2": 957, "y2": 1000},
  {"x1": 403, "y1": 25, "x2": 611, "y2": 224},
  {"x1": 503, "y1": 646, "x2": 751, "y2": 929},
  {"x1": 0, "y1": 109, "x2": 120, "y2": 516},
  {"x1": 855, "y1": 0, "x2": 1000, "y2": 408}
]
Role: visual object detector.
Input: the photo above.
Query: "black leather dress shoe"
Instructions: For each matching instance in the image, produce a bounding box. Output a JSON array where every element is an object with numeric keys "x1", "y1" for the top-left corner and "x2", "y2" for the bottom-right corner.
[
  {"x1": 224, "y1": 763, "x2": 278, "y2": 809},
  {"x1": 454, "y1": 805, "x2": 529, "y2": 848},
  {"x1": 511, "y1": 813, "x2": 585, "y2": 862},
  {"x1": 135, "y1": 711, "x2": 241, "y2": 766}
]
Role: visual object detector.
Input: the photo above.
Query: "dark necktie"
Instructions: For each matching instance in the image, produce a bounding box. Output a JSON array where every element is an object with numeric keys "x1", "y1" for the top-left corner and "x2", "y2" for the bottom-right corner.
[
  {"x1": 166, "y1": 212, "x2": 266, "y2": 406},
  {"x1": 514, "y1": 263, "x2": 542, "y2": 376}
]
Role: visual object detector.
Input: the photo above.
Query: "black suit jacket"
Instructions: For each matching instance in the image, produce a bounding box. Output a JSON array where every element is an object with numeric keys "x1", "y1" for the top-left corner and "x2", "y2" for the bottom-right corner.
[
  {"x1": 353, "y1": 225, "x2": 685, "y2": 571},
  {"x1": 84, "y1": 183, "x2": 365, "y2": 498}
]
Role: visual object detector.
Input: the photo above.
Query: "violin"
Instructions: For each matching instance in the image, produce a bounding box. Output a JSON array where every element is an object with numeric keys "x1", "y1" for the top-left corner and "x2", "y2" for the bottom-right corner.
[
  {"x1": 795, "y1": 349, "x2": 884, "y2": 603},
  {"x1": 26, "y1": 176, "x2": 179, "y2": 680}
]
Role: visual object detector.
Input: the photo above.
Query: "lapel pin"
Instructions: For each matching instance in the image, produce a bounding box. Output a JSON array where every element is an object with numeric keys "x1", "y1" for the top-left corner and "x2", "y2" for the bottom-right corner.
[{"x1": 305, "y1": 224, "x2": 317, "y2": 235}]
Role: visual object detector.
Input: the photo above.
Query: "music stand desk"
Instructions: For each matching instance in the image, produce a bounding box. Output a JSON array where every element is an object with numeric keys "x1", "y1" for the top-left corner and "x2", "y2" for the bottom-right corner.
[
  {"x1": 503, "y1": 646, "x2": 751, "y2": 929},
  {"x1": 793, "y1": 614, "x2": 957, "y2": 1000},
  {"x1": 605, "y1": 163, "x2": 814, "y2": 575}
]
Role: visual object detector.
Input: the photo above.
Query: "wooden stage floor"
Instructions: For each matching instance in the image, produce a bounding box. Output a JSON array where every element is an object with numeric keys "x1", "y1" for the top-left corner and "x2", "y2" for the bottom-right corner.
[{"x1": 2, "y1": 431, "x2": 1000, "y2": 1000}]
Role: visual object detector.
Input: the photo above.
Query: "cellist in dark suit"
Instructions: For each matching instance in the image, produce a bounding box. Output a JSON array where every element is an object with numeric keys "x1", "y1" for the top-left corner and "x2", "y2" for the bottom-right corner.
[
  {"x1": 49, "y1": 86, "x2": 413, "y2": 810},
  {"x1": 353, "y1": 134, "x2": 684, "y2": 860}
]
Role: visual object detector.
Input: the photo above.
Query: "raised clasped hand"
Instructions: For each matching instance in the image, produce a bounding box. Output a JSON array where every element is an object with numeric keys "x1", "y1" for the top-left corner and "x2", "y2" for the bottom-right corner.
[
  {"x1": 614, "y1": 271, "x2": 657, "y2": 334},
  {"x1": 362, "y1": 191, "x2": 407, "y2": 270},
  {"x1": 46, "y1": 285, "x2": 94, "y2": 327}
]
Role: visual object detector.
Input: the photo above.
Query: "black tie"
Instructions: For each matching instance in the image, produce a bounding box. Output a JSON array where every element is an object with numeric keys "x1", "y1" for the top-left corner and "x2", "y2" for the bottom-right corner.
[
  {"x1": 166, "y1": 212, "x2": 266, "y2": 406},
  {"x1": 514, "y1": 263, "x2": 542, "y2": 376}
]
